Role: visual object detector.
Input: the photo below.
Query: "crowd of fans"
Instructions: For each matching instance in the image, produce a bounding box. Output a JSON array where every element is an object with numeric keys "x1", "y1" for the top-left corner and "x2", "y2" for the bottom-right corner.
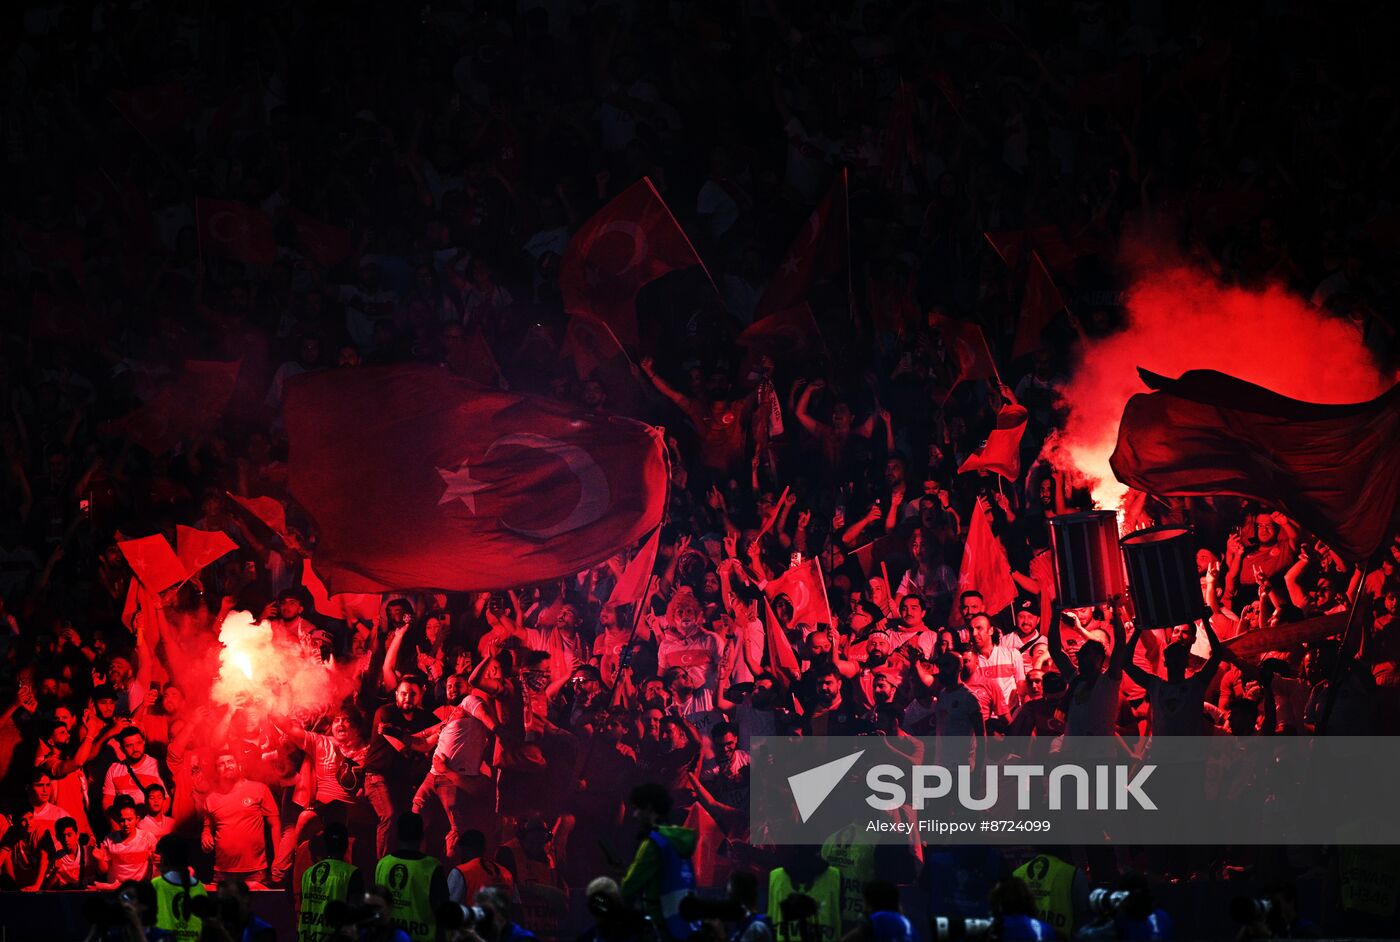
[{"x1": 3, "y1": 0, "x2": 1400, "y2": 939}]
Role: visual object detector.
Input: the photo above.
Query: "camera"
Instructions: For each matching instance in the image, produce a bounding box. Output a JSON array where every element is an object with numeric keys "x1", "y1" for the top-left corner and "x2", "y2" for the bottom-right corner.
[
  {"x1": 1228, "y1": 896, "x2": 1273, "y2": 925},
  {"x1": 930, "y1": 916, "x2": 995, "y2": 940},
  {"x1": 1087, "y1": 888, "x2": 1130, "y2": 916},
  {"x1": 438, "y1": 902, "x2": 491, "y2": 931}
]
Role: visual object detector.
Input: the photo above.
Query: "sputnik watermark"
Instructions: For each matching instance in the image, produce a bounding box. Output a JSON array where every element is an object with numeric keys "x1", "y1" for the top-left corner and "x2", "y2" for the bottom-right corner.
[{"x1": 865, "y1": 762, "x2": 1157, "y2": 811}]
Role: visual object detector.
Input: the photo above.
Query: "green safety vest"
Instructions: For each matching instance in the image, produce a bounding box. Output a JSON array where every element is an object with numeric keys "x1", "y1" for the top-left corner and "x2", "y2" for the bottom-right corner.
[
  {"x1": 1013, "y1": 855, "x2": 1076, "y2": 939},
  {"x1": 151, "y1": 875, "x2": 208, "y2": 942},
  {"x1": 821, "y1": 825, "x2": 875, "y2": 932},
  {"x1": 768, "y1": 866, "x2": 843, "y2": 942},
  {"x1": 375, "y1": 852, "x2": 442, "y2": 942},
  {"x1": 300, "y1": 857, "x2": 359, "y2": 942}
]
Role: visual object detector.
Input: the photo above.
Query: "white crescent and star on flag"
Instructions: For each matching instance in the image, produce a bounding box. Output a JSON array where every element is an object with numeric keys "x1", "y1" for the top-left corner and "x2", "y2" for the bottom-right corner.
[{"x1": 435, "y1": 434, "x2": 612, "y2": 540}]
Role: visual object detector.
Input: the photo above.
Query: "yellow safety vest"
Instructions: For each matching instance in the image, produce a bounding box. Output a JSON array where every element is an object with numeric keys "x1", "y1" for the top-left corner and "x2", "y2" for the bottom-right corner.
[
  {"x1": 375, "y1": 852, "x2": 442, "y2": 942},
  {"x1": 821, "y1": 826, "x2": 874, "y2": 932},
  {"x1": 768, "y1": 866, "x2": 843, "y2": 942},
  {"x1": 150, "y1": 875, "x2": 208, "y2": 942},
  {"x1": 1013, "y1": 854, "x2": 1076, "y2": 939},
  {"x1": 1339, "y1": 846, "x2": 1400, "y2": 917},
  {"x1": 299, "y1": 857, "x2": 359, "y2": 942}
]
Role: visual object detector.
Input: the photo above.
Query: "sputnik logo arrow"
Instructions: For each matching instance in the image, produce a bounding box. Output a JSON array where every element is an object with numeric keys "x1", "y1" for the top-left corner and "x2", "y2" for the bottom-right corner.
[{"x1": 788, "y1": 749, "x2": 864, "y2": 823}]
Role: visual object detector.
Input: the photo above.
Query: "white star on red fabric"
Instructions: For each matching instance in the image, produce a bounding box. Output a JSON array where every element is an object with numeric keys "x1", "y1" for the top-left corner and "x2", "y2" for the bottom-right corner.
[{"x1": 437, "y1": 461, "x2": 491, "y2": 513}]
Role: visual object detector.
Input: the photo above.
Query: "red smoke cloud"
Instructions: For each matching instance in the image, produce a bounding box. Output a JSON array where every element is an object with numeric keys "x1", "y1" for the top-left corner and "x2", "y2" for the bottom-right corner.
[{"x1": 1056, "y1": 262, "x2": 1392, "y2": 508}]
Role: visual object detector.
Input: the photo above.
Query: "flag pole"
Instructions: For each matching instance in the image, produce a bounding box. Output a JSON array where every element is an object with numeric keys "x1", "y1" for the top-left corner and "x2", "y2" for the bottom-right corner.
[
  {"x1": 1316, "y1": 559, "x2": 1370, "y2": 735},
  {"x1": 842, "y1": 167, "x2": 855, "y2": 324},
  {"x1": 642, "y1": 176, "x2": 722, "y2": 305}
]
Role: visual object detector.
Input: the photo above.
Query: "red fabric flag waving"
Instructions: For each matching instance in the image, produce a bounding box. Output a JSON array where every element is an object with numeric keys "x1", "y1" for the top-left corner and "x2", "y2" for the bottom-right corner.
[
  {"x1": 118, "y1": 534, "x2": 187, "y2": 595},
  {"x1": 608, "y1": 526, "x2": 661, "y2": 609},
  {"x1": 283, "y1": 206, "x2": 353, "y2": 268},
  {"x1": 929, "y1": 313, "x2": 998, "y2": 399},
  {"x1": 285, "y1": 364, "x2": 669, "y2": 592},
  {"x1": 764, "y1": 558, "x2": 833, "y2": 630},
  {"x1": 1012, "y1": 251, "x2": 1065, "y2": 360},
  {"x1": 109, "y1": 84, "x2": 197, "y2": 139},
  {"x1": 764, "y1": 598, "x2": 802, "y2": 682},
  {"x1": 559, "y1": 178, "x2": 702, "y2": 345},
  {"x1": 958, "y1": 498, "x2": 1017, "y2": 615},
  {"x1": 196, "y1": 198, "x2": 276, "y2": 266},
  {"x1": 737, "y1": 303, "x2": 827, "y2": 362},
  {"x1": 302, "y1": 559, "x2": 383, "y2": 625},
  {"x1": 958, "y1": 403, "x2": 1029, "y2": 481},
  {"x1": 111, "y1": 359, "x2": 241, "y2": 455},
  {"x1": 228, "y1": 494, "x2": 289, "y2": 539},
  {"x1": 174, "y1": 526, "x2": 238, "y2": 576},
  {"x1": 560, "y1": 313, "x2": 644, "y2": 415},
  {"x1": 755, "y1": 171, "x2": 850, "y2": 318},
  {"x1": 1110, "y1": 369, "x2": 1400, "y2": 562}
]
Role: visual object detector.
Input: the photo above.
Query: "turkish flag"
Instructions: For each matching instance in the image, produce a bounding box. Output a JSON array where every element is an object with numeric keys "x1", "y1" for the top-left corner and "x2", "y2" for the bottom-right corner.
[
  {"x1": 983, "y1": 226, "x2": 1078, "y2": 276},
  {"x1": 283, "y1": 206, "x2": 353, "y2": 268},
  {"x1": 756, "y1": 171, "x2": 849, "y2": 319},
  {"x1": 1110, "y1": 369, "x2": 1400, "y2": 562},
  {"x1": 958, "y1": 402, "x2": 1029, "y2": 481},
  {"x1": 284, "y1": 364, "x2": 669, "y2": 592},
  {"x1": 559, "y1": 178, "x2": 702, "y2": 345},
  {"x1": 929, "y1": 313, "x2": 997, "y2": 400},
  {"x1": 32, "y1": 290, "x2": 107, "y2": 346},
  {"x1": 958, "y1": 498, "x2": 1017, "y2": 616},
  {"x1": 175, "y1": 526, "x2": 238, "y2": 576},
  {"x1": 1068, "y1": 58, "x2": 1144, "y2": 113},
  {"x1": 1012, "y1": 251, "x2": 1064, "y2": 360},
  {"x1": 109, "y1": 84, "x2": 197, "y2": 139},
  {"x1": 443, "y1": 327, "x2": 506, "y2": 389},
  {"x1": 196, "y1": 198, "x2": 276, "y2": 266},
  {"x1": 763, "y1": 597, "x2": 801, "y2": 680},
  {"x1": 608, "y1": 527, "x2": 661, "y2": 609},
  {"x1": 302, "y1": 559, "x2": 382, "y2": 625},
  {"x1": 560, "y1": 313, "x2": 644, "y2": 415},
  {"x1": 764, "y1": 558, "x2": 833, "y2": 629},
  {"x1": 111, "y1": 359, "x2": 242, "y2": 455},
  {"x1": 228, "y1": 494, "x2": 289, "y2": 539},
  {"x1": 119, "y1": 534, "x2": 187, "y2": 594},
  {"x1": 737, "y1": 303, "x2": 826, "y2": 361}
]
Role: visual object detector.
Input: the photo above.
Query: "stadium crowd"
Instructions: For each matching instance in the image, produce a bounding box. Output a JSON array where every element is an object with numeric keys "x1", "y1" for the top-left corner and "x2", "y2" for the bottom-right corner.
[{"x1": 2, "y1": 0, "x2": 1399, "y2": 940}]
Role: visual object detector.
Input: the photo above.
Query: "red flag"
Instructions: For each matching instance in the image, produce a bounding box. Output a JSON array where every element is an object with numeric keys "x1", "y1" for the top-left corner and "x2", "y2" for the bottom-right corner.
[
  {"x1": 608, "y1": 527, "x2": 661, "y2": 608},
  {"x1": 196, "y1": 198, "x2": 276, "y2": 266},
  {"x1": 559, "y1": 178, "x2": 703, "y2": 345},
  {"x1": 737, "y1": 304, "x2": 826, "y2": 361},
  {"x1": 983, "y1": 226, "x2": 1078, "y2": 276},
  {"x1": 764, "y1": 598, "x2": 801, "y2": 680},
  {"x1": 560, "y1": 313, "x2": 644, "y2": 415},
  {"x1": 958, "y1": 403, "x2": 1029, "y2": 480},
  {"x1": 111, "y1": 359, "x2": 241, "y2": 455},
  {"x1": 1110, "y1": 369, "x2": 1400, "y2": 562},
  {"x1": 32, "y1": 290, "x2": 105, "y2": 346},
  {"x1": 118, "y1": 534, "x2": 186, "y2": 594},
  {"x1": 109, "y1": 85, "x2": 196, "y2": 139},
  {"x1": 285, "y1": 364, "x2": 669, "y2": 592},
  {"x1": 302, "y1": 559, "x2": 382, "y2": 624},
  {"x1": 929, "y1": 313, "x2": 998, "y2": 397},
  {"x1": 174, "y1": 526, "x2": 238, "y2": 575},
  {"x1": 755, "y1": 171, "x2": 850, "y2": 318},
  {"x1": 1012, "y1": 251, "x2": 1064, "y2": 360},
  {"x1": 958, "y1": 499, "x2": 1017, "y2": 615},
  {"x1": 283, "y1": 206, "x2": 353, "y2": 268},
  {"x1": 443, "y1": 327, "x2": 506, "y2": 389},
  {"x1": 228, "y1": 494, "x2": 289, "y2": 539},
  {"x1": 763, "y1": 558, "x2": 833, "y2": 630}
]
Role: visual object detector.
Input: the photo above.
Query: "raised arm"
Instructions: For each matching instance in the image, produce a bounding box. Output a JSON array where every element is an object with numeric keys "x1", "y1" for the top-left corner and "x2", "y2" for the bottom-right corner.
[
  {"x1": 1047, "y1": 610, "x2": 1076, "y2": 679},
  {"x1": 639, "y1": 357, "x2": 693, "y2": 413},
  {"x1": 1106, "y1": 600, "x2": 1131, "y2": 674}
]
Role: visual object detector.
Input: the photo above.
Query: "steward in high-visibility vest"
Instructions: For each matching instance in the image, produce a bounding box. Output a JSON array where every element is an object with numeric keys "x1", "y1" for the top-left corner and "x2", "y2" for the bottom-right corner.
[
  {"x1": 374, "y1": 812, "x2": 447, "y2": 942},
  {"x1": 768, "y1": 846, "x2": 843, "y2": 942},
  {"x1": 150, "y1": 835, "x2": 207, "y2": 942},
  {"x1": 299, "y1": 823, "x2": 363, "y2": 942},
  {"x1": 1013, "y1": 853, "x2": 1083, "y2": 939},
  {"x1": 620, "y1": 783, "x2": 699, "y2": 941}
]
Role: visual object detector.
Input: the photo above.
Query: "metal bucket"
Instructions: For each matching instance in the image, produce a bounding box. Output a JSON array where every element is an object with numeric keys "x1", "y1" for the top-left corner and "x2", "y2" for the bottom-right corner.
[
  {"x1": 1048, "y1": 511, "x2": 1127, "y2": 607},
  {"x1": 1120, "y1": 525, "x2": 1204, "y2": 629}
]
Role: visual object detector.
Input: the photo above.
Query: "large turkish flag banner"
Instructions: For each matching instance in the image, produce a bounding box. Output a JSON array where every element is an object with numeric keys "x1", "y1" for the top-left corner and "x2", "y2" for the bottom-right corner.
[
  {"x1": 559, "y1": 178, "x2": 701, "y2": 345},
  {"x1": 755, "y1": 170, "x2": 849, "y2": 319},
  {"x1": 284, "y1": 365, "x2": 669, "y2": 592},
  {"x1": 196, "y1": 197, "x2": 276, "y2": 266}
]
